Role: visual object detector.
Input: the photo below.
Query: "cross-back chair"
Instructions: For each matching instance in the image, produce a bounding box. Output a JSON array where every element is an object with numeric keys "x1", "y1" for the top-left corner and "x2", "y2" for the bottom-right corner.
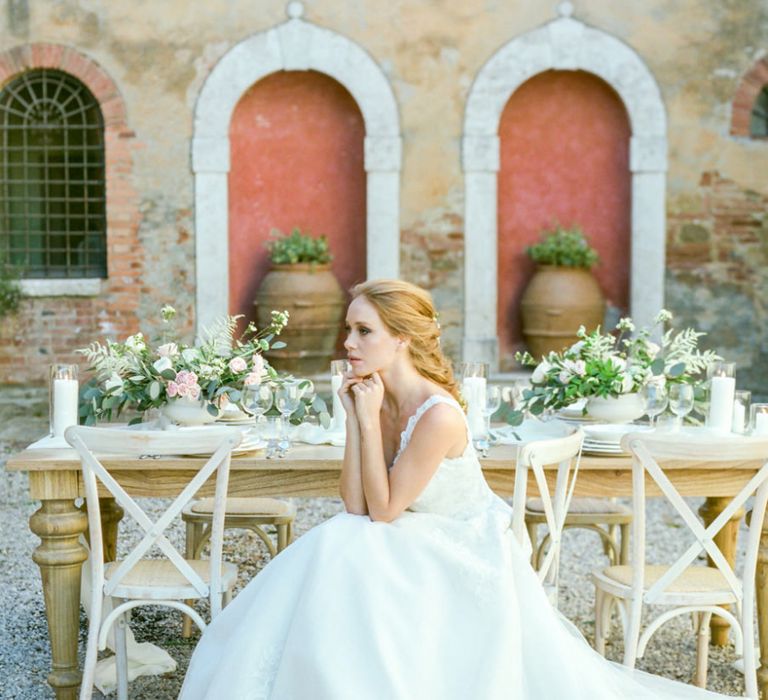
[
  {"x1": 511, "y1": 428, "x2": 585, "y2": 605},
  {"x1": 592, "y1": 431, "x2": 768, "y2": 698},
  {"x1": 65, "y1": 425, "x2": 242, "y2": 700}
]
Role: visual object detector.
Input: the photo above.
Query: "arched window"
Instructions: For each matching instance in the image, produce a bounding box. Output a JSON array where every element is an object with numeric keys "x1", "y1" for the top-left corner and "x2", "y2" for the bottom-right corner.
[
  {"x1": 751, "y1": 86, "x2": 768, "y2": 138},
  {"x1": 0, "y1": 69, "x2": 106, "y2": 278}
]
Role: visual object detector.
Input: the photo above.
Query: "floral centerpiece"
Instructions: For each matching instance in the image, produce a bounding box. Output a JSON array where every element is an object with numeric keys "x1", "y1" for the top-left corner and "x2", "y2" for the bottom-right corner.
[
  {"x1": 77, "y1": 305, "x2": 292, "y2": 425},
  {"x1": 513, "y1": 310, "x2": 721, "y2": 421}
]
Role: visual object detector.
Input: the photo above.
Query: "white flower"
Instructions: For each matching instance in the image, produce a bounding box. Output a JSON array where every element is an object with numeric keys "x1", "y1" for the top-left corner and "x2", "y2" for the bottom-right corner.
[
  {"x1": 252, "y1": 354, "x2": 265, "y2": 377},
  {"x1": 181, "y1": 348, "x2": 200, "y2": 364},
  {"x1": 161, "y1": 305, "x2": 176, "y2": 322},
  {"x1": 157, "y1": 342, "x2": 178, "y2": 358},
  {"x1": 644, "y1": 340, "x2": 660, "y2": 359},
  {"x1": 564, "y1": 359, "x2": 586, "y2": 376},
  {"x1": 531, "y1": 360, "x2": 552, "y2": 384},
  {"x1": 616, "y1": 317, "x2": 635, "y2": 332},
  {"x1": 655, "y1": 308, "x2": 673, "y2": 324},
  {"x1": 568, "y1": 340, "x2": 585, "y2": 355},
  {"x1": 153, "y1": 356, "x2": 173, "y2": 373},
  {"x1": 104, "y1": 373, "x2": 124, "y2": 396},
  {"x1": 610, "y1": 356, "x2": 627, "y2": 372},
  {"x1": 558, "y1": 370, "x2": 571, "y2": 384},
  {"x1": 125, "y1": 333, "x2": 145, "y2": 352},
  {"x1": 620, "y1": 373, "x2": 634, "y2": 393}
]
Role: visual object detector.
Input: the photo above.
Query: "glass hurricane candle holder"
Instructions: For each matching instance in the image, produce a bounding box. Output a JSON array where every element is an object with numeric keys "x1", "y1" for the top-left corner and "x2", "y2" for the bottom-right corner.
[
  {"x1": 732, "y1": 390, "x2": 751, "y2": 434},
  {"x1": 706, "y1": 362, "x2": 736, "y2": 432},
  {"x1": 459, "y1": 362, "x2": 489, "y2": 439},
  {"x1": 750, "y1": 403, "x2": 768, "y2": 437},
  {"x1": 330, "y1": 360, "x2": 351, "y2": 433},
  {"x1": 49, "y1": 364, "x2": 79, "y2": 437}
]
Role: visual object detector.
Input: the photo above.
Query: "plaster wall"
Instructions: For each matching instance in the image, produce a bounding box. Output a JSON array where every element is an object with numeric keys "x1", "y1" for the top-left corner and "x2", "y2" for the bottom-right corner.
[{"x1": 1, "y1": 0, "x2": 767, "y2": 391}]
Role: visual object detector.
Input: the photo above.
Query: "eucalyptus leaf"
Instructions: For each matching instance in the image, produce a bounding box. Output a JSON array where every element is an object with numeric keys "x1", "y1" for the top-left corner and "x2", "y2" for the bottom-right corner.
[
  {"x1": 667, "y1": 362, "x2": 686, "y2": 378},
  {"x1": 271, "y1": 341, "x2": 287, "y2": 350},
  {"x1": 206, "y1": 403, "x2": 219, "y2": 417},
  {"x1": 149, "y1": 381, "x2": 161, "y2": 400},
  {"x1": 160, "y1": 369, "x2": 177, "y2": 381},
  {"x1": 319, "y1": 411, "x2": 331, "y2": 429}
]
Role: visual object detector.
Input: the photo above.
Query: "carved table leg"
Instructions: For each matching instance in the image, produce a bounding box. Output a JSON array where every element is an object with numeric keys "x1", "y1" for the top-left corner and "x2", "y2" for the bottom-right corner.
[
  {"x1": 30, "y1": 499, "x2": 89, "y2": 700},
  {"x1": 757, "y1": 513, "x2": 768, "y2": 698},
  {"x1": 699, "y1": 496, "x2": 744, "y2": 646}
]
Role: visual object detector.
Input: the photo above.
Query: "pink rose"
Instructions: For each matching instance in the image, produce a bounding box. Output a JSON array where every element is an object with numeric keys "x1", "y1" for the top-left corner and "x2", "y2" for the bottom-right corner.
[
  {"x1": 229, "y1": 357, "x2": 247, "y2": 373},
  {"x1": 244, "y1": 371, "x2": 261, "y2": 386},
  {"x1": 176, "y1": 382, "x2": 189, "y2": 398},
  {"x1": 252, "y1": 354, "x2": 265, "y2": 376},
  {"x1": 167, "y1": 381, "x2": 179, "y2": 398},
  {"x1": 188, "y1": 384, "x2": 201, "y2": 400}
]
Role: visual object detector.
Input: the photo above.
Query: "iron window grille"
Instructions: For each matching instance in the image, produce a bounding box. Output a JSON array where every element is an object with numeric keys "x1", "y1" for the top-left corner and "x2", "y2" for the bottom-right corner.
[
  {"x1": 0, "y1": 68, "x2": 107, "y2": 278},
  {"x1": 751, "y1": 86, "x2": 768, "y2": 138}
]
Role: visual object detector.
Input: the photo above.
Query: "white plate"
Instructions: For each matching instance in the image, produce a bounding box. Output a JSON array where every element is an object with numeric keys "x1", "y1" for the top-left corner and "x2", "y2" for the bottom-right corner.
[
  {"x1": 582, "y1": 444, "x2": 625, "y2": 456},
  {"x1": 233, "y1": 438, "x2": 267, "y2": 455},
  {"x1": 582, "y1": 423, "x2": 651, "y2": 445}
]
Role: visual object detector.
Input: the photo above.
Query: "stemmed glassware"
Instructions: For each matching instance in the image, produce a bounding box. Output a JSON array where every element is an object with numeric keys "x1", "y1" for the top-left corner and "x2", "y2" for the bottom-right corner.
[
  {"x1": 668, "y1": 383, "x2": 694, "y2": 430},
  {"x1": 242, "y1": 384, "x2": 274, "y2": 425},
  {"x1": 643, "y1": 382, "x2": 669, "y2": 428},
  {"x1": 475, "y1": 386, "x2": 502, "y2": 457},
  {"x1": 274, "y1": 381, "x2": 302, "y2": 455}
]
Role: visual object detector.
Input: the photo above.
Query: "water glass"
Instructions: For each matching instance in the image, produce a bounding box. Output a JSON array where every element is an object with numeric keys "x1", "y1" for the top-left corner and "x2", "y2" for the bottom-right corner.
[
  {"x1": 475, "y1": 385, "x2": 502, "y2": 456},
  {"x1": 643, "y1": 382, "x2": 668, "y2": 428},
  {"x1": 668, "y1": 383, "x2": 694, "y2": 430},
  {"x1": 750, "y1": 404, "x2": 768, "y2": 436},
  {"x1": 459, "y1": 362, "x2": 489, "y2": 439},
  {"x1": 49, "y1": 363, "x2": 79, "y2": 437}
]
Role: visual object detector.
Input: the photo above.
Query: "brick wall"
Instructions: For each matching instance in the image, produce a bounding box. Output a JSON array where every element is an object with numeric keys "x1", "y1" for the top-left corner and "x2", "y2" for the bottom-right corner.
[
  {"x1": 666, "y1": 171, "x2": 768, "y2": 398},
  {"x1": 0, "y1": 43, "x2": 142, "y2": 385}
]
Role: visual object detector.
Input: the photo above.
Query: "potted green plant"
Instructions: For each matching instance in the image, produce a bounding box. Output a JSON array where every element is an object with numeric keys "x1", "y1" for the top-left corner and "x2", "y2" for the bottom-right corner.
[
  {"x1": 519, "y1": 224, "x2": 605, "y2": 360},
  {"x1": 254, "y1": 227, "x2": 345, "y2": 374}
]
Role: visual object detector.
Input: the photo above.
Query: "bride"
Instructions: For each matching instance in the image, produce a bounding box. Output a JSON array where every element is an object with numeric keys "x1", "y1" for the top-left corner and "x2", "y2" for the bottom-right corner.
[{"x1": 180, "y1": 279, "x2": 729, "y2": 699}]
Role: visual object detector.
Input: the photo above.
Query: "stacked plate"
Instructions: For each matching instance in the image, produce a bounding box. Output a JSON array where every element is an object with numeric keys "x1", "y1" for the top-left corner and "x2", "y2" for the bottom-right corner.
[
  {"x1": 216, "y1": 405, "x2": 256, "y2": 427},
  {"x1": 581, "y1": 423, "x2": 651, "y2": 456}
]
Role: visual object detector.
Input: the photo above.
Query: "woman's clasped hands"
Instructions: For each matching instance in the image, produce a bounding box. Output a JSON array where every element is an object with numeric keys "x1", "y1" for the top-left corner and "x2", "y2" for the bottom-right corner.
[{"x1": 338, "y1": 370, "x2": 384, "y2": 430}]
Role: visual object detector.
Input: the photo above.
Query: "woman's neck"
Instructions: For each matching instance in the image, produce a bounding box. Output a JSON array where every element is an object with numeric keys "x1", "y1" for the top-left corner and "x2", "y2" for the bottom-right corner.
[{"x1": 379, "y1": 361, "x2": 437, "y2": 418}]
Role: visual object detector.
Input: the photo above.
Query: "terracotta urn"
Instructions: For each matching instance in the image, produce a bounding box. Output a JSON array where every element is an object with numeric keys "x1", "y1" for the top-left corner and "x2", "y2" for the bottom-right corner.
[{"x1": 520, "y1": 266, "x2": 605, "y2": 360}]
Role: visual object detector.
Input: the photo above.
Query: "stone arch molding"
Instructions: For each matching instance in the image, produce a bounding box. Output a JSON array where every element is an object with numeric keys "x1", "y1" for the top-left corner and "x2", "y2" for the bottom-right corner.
[
  {"x1": 461, "y1": 2, "x2": 668, "y2": 369},
  {"x1": 193, "y1": 1, "x2": 402, "y2": 332}
]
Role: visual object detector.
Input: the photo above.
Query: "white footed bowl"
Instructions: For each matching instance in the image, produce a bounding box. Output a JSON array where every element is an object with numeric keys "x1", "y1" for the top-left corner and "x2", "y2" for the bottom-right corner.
[{"x1": 586, "y1": 393, "x2": 645, "y2": 423}]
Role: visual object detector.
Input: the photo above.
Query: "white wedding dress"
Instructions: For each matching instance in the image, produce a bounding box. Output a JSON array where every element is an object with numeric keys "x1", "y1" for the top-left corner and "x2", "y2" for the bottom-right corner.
[{"x1": 180, "y1": 396, "x2": 731, "y2": 699}]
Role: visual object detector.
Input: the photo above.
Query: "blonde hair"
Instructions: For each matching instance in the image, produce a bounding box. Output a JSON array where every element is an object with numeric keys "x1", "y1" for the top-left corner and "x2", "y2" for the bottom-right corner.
[{"x1": 350, "y1": 279, "x2": 462, "y2": 404}]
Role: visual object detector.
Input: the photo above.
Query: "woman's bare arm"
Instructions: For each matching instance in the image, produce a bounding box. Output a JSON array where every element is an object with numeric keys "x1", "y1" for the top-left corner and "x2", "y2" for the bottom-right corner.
[{"x1": 338, "y1": 374, "x2": 367, "y2": 515}]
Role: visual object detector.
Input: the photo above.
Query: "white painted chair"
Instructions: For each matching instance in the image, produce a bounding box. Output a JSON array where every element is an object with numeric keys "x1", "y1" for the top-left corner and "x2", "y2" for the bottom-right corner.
[
  {"x1": 591, "y1": 432, "x2": 768, "y2": 698},
  {"x1": 65, "y1": 425, "x2": 242, "y2": 700},
  {"x1": 511, "y1": 428, "x2": 585, "y2": 605}
]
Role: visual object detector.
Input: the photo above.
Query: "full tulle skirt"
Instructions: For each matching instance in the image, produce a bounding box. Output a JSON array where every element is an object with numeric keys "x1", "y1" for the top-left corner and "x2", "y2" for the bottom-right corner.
[{"x1": 180, "y1": 504, "x2": 729, "y2": 699}]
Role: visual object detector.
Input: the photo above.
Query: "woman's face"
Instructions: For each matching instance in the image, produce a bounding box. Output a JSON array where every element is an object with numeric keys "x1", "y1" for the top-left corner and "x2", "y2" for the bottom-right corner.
[{"x1": 344, "y1": 296, "x2": 402, "y2": 376}]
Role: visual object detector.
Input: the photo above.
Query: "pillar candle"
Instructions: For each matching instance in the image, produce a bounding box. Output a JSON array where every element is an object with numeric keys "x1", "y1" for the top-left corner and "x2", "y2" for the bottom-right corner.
[
  {"x1": 53, "y1": 378, "x2": 79, "y2": 437},
  {"x1": 462, "y1": 376, "x2": 487, "y2": 438},
  {"x1": 708, "y1": 375, "x2": 736, "y2": 432},
  {"x1": 731, "y1": 401, "x2": 746, "y2": 434},
  {"x1": 330, "y1": 373, "x2": 346, "y2": 433}
]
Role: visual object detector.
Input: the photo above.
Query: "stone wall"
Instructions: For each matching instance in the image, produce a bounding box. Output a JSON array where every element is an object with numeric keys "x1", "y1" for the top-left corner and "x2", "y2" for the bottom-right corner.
[{"x1": 0, "y1": 0, "x2": 766, "y2": 388}]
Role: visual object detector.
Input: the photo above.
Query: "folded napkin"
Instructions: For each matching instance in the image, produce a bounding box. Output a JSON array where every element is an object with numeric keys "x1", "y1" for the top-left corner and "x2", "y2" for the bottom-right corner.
[
  {"x1": 491, "y1": 419, "x2": 572, "y2": 445},
  {"x1": 292, "y1": 423, "x2": 345, "y2": 446}
]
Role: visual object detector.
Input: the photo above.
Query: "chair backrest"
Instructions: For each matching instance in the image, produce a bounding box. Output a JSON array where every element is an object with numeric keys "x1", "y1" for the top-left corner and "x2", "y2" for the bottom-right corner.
[
  {"x1": 511, "y1": 427, "x2": 585, "y2": 598},
  {"x1": 65, "y1": 425, "x2": 242, "y2": 616},
  {"x1": 621, "y1": 431, "x2": 768, "y2": 608}
]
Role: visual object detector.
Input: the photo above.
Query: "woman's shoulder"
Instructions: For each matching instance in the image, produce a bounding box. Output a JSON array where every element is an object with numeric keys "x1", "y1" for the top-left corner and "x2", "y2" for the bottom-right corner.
[{"x1": 414, "y1": 394, "x2": 465, "y2": 429}]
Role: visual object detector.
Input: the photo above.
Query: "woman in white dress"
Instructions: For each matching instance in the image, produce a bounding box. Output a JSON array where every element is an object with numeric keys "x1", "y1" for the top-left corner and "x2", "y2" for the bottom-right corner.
[{"x1": 180, "y1": 279, "x2": 731, "y2": 699}]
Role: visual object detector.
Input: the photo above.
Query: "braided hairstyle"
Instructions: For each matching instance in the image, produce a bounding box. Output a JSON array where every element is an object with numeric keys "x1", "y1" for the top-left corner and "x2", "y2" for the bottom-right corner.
[{"x1": 350, "y1": 279, "x2": 462, "y2": 405}]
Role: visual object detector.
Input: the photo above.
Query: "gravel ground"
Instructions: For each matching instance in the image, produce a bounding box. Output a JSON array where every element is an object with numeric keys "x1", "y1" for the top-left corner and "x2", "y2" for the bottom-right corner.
[{"x1": 0, "y1": 415, "x2": 747, "y2": 698}]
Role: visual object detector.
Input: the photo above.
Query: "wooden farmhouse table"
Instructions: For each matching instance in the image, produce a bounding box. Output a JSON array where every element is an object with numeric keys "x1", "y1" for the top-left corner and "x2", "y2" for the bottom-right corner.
[{"x1": 7, "y1": 441, "x2": 768, "y2": 699}]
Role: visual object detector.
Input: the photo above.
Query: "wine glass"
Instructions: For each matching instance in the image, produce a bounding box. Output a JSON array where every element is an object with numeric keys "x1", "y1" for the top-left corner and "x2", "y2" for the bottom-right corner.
[
  {"x1": 643, "y1": 382, "x2": 669, "y2": 428},
  {"x1": 668, "y1": 383, "x2": 694, "y2": 430},
  {"x1": 275, "y1": 381, "x2": 302, "y2": 455},
  {"x1": 241, "y1": 383, "x2": 273, "y2": 426},
  {"x1": 475, "y1": 386, "x2": 502, "y2": 457}
]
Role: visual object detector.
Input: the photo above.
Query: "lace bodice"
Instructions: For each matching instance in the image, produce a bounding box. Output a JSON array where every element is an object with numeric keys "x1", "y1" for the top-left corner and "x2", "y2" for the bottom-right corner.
[{"x1": 393, "y1": 395, "x2": 496, "y2": 518}]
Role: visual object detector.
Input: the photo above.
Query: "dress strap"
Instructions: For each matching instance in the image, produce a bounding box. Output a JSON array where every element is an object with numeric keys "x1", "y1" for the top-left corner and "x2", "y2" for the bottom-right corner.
[{"x1": 392, "y1": 395, "x2": 468, "y2": 467}]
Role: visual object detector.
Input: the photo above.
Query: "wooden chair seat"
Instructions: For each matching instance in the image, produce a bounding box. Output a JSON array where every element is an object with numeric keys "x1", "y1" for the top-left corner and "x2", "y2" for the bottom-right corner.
[
  {"x1": 526, "y1": 497, "x2": 632, "y2": 566},
  {"x1": 105, "y1": 559, "x2": 238, "y2": 600},
  {"x1": 592, "y1": 564, "x2": 737, "y2": 605},
  {"x1": 184, "y1": 496, "x2": 296, "y2": 521}
]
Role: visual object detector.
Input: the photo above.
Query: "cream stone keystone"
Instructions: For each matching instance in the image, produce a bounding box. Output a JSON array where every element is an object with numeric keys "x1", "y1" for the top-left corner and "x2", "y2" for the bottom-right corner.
[
  {"x1": 192, "y1": 8, "x2": 402, "y2": 333},
  {"x1": 286, "y1": 1, "x2": 304, "y2": 19},
  {"x1": 462, "y1": 11, "x2": 668, "y2": 370},
  {"x1": 20, "y1": 279, "x2": 102, "y2": 297}
]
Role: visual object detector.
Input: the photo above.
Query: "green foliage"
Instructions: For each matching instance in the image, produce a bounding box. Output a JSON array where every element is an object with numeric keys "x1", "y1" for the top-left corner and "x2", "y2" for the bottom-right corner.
[
  {"x1": 526, "y1": 224, "x2": 599, "y2": 269},
  {"x1": 267, "y1": 227, "x2": 332, "y2": 265},
  {"x1": 0, "y1": 253, "x2": 21, "y2": 318}
]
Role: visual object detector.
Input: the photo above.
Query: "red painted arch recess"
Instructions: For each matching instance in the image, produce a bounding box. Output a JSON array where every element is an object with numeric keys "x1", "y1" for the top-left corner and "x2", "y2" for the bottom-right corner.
[
  {"x1": 497, "y1": 69, "x2": 631, "y2": 367},
  {"x1": 228, "y1": 70, "x2": 367, "y2": 329}
]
